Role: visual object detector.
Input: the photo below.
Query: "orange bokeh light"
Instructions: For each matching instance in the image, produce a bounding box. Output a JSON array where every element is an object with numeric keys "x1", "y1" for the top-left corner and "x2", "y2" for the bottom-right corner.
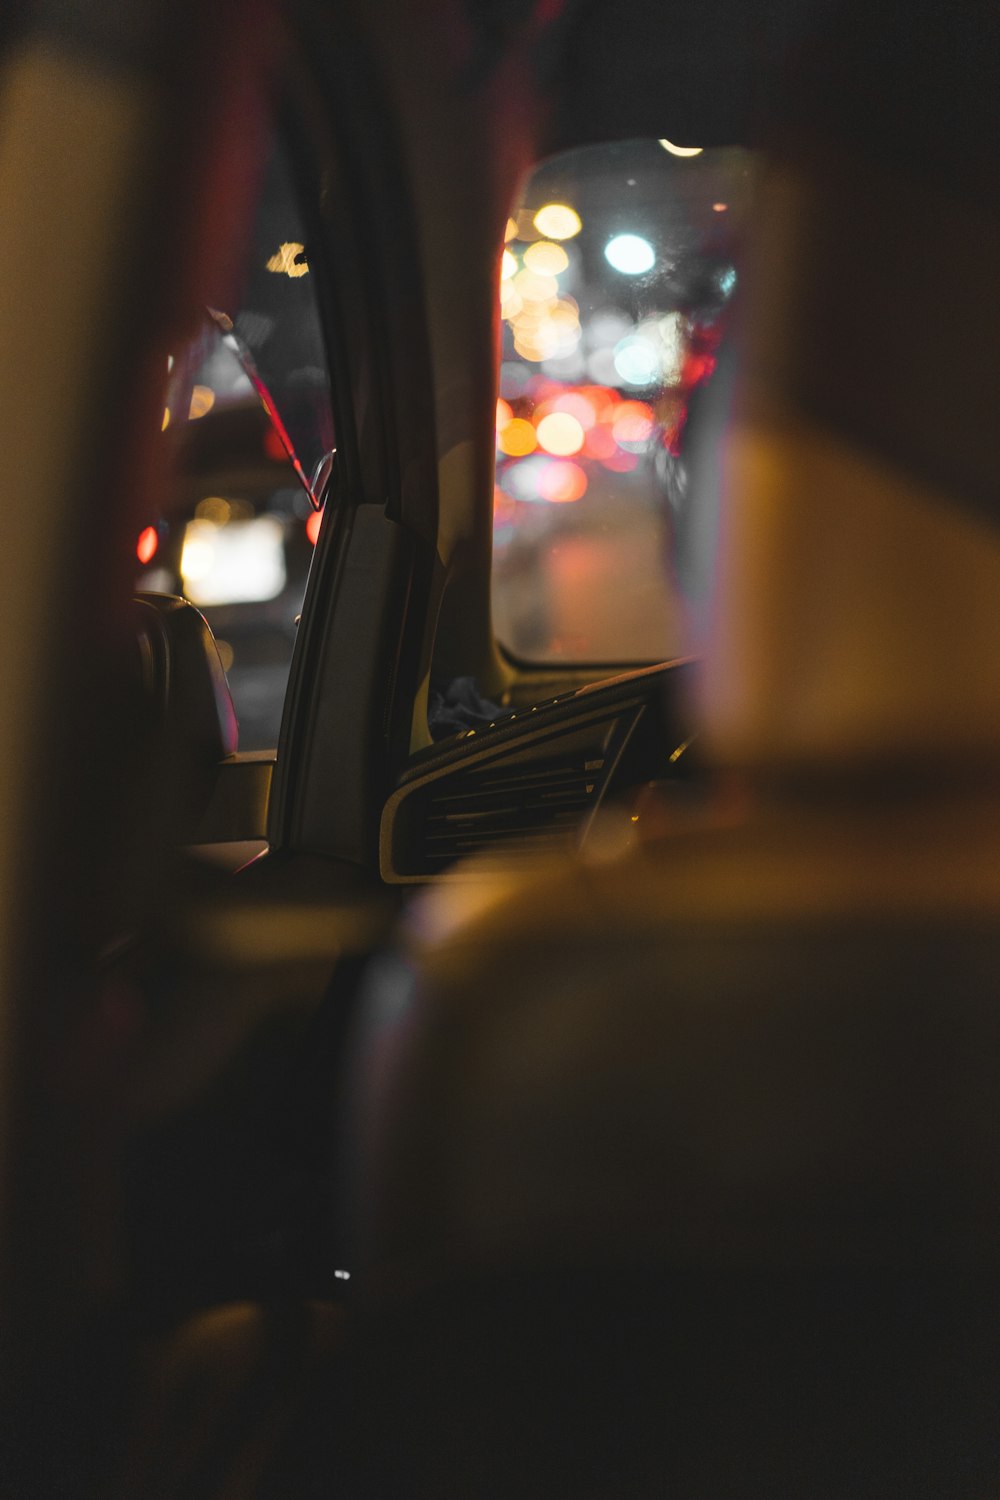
[
  {"x1": 136, "y1": 525, "x2": 158, "y2": 565},
  {"x1": 498, "y1": 418, "x2": 537, "y2": 456},
  {"x1": 306, "y1": 509, "x2": 323, "y2": 545}
]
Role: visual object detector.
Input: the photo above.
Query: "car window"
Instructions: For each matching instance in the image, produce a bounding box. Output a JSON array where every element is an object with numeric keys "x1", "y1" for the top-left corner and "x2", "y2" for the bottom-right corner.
[
  {"x1": 135, "y1": 133, "x2": 334, "y2": 750},
  {"x1": 492, "y1": 138, "x2": 754, "y2": 664}
]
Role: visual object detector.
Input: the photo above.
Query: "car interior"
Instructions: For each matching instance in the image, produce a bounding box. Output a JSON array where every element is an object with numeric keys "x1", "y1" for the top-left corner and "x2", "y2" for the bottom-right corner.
[{"x1": 0, "y1": 0, "x2": 996, "y2": 1495}]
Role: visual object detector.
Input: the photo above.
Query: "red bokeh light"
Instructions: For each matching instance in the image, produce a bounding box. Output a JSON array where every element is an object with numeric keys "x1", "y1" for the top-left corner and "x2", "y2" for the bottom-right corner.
[
  {"x1": 306, "y1": 509, "x2": 323, "y2": 545},
  {"x1": 136, "y1": 525, "x2": 158, "y2": 565}
]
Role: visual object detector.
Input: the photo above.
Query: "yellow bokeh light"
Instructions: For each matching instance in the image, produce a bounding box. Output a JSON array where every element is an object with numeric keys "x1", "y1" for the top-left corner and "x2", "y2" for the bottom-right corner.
[
  {"x1": 496, "y1": 398, "x2": 513, "y2": 431},
  {"x1": 195, "y1": 496, "x2": 232, "y2": 525},
  {"x1": 536, "y1": 412, "x2": 585, "y2": 456},
  {"x1": 549, "y1": 300, "x2": 580, "y2": 329},
  {"x1": 515, "y1": 315, "x2": 554, "y2": 342},
  {"x1": 658, "y1": 138, "x2": 703, "y2": 157},
  {"x1": 498, "y1": 417, "x2": 537, "y2": 456},
  {"x1": 180, "y1": 521, "x2": 216, "y2": 582},
  {"x1": 501, "y1": 249, "x2": 518, "y2": 281},
  {"x1": 523, "y1": 240, "x2": 569, "y2": 276},
  {"x1": 512, "y1": 319, "x2": 559, "y2": 359},
  {"x1": 504, "y1": 217, "x2": 518, "y2": 242},
  {"x1": 532, "y1": 203, "x2": 582, "y2": 240},
  {"x1": 188, "y1": 385, "x2": 215, "y2": 420},
  {"x1": 266, "y1": 241, "x2": 310, "y2": 277},
  {"x1": 161, "y1": 407, "x2": 171, "y2": 431},
  {"x1": 513, "y1": 268, "x2": 558, "y2": 304},
  {"x1": 500, "y1": 285, "x2": 523, "y2": 319}
]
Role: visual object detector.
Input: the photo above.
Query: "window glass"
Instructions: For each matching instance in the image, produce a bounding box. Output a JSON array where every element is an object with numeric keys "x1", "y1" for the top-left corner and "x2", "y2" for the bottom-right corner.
[
  {"x1": 492, "y1": 139, "x2": 754, "y2": 663},
  {"x1": 136, "y1": 134, "x2": 333, "y2": 749}
]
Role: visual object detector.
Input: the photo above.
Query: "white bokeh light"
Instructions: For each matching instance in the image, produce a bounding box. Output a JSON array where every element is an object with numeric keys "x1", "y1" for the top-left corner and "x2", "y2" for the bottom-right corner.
[{"x1": 604, "y1": 234, "x2": 655, "y2": 275}]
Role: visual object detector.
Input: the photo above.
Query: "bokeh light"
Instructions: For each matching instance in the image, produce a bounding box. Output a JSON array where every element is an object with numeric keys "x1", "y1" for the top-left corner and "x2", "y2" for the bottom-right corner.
[
  {"x1": 514, "y1": 331, "x2": 558, "y2": 362},
  {"x1": 500, "y1": 283, "x2": 523, "y2": 317},
  {"x1": 501, "y1": 249, "x2": 518, "y2": 280},
  {"x1": 612, "y1": 400, "x2": 655, "y2": 449},
  {"x1": 584, "y1": 423, "x2": 618, "y2": 460},
  {"x1": 613, "y1": 334, "x2": 660, "y2": 386},
  {"x1": 604, "y1": 234, "x2": 656, "y2": 275},
  {"x1": 196, "y1": 496, "x2": 232, "y2": 525},
  {"x1": 306, "y1": 509, "x2": 323, "y2": 545},
  {"x1": 136, "y1": 525, "x2": 158, "y2": 565},
  {"x1": 498, "y1": 417, "x2": 537, "y2": 456},
  {"x1": 536, "y1": 411, "x2": 585, "y2": 456},
  {"x1": 179, "y1": 522, "x2": 215, "y2": 582},
  {"x1": 514, "y1": 269, "x2": 559, "y2": 303},
  {"x1": 532, "y1": 203, "x2": 582, "y2": 240},
  {"x1": 501, "y1": 455, "x2": 549, "y2": 501},
  {"x1": 524, "y1": 240, "x2": 569, "y2": 276},
  {"x1": 496, "y1": 398, "x2": 513, "y2": 433},
  {"x1": 658, "y1": 138, "x2": 703, "y2": 157},
  {"x1": 266, "y1": 241, "x2": 309, "y2": 277},
  {"x1": 538, "y1": 461, "x2": 587, "y2": 502},
  {"x1": 188, "y1": 385, "x2": 215, "y2": 420},
  {"x1": 551, "y1": 391, "x2": 596, "y2": 430}
]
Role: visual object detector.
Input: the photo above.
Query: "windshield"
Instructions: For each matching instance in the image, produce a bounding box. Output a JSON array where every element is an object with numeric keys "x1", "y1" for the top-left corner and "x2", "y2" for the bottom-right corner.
[{"x1": 491, "y1": 138, "x2": 755, "y2": 664}]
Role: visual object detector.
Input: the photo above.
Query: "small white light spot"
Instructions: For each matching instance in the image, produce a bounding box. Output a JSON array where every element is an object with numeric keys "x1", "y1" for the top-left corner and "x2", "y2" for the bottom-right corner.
[
  {"x1": 658, "y1": 138, "x2": 703, "y2": 157},
  {"x1": 334, "y1": 1269, "x2": 351, "y2": 1280}
]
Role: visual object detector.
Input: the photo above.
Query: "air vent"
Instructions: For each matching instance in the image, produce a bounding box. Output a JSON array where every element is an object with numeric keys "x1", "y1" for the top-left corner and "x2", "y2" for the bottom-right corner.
[{"x1": 420, "y1": 750, "x2": 605, "y2": 870}]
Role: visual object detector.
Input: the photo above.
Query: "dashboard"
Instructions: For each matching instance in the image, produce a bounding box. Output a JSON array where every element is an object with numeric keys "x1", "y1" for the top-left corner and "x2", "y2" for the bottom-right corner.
[{"x1": 380, "y1": 660, "x2": 697, "y2": 881}]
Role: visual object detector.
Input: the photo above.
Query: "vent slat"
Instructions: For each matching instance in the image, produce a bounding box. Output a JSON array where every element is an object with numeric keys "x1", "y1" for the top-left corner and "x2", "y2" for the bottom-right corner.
[
  {"x1": 429, "y1": 791, "x2": 592, "y2": 820},
  {"x1": 460, "y1": 758, "x2": 603, "y2": 783},
  {"x1": 419, "y1": 748, "x2": 606, "y2": 871},
  {"x1": 426, "y1": 818, "x2": 583, "y2": 845},
  {"x1": 434, "y1": 772, "x2": 597, "y2": 799}
]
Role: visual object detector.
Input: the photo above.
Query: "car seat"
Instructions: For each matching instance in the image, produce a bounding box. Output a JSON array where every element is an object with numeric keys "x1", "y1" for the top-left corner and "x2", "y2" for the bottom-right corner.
[{"x1": 340, "y1": 3, "x2": 1000, "y2": 1494}]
